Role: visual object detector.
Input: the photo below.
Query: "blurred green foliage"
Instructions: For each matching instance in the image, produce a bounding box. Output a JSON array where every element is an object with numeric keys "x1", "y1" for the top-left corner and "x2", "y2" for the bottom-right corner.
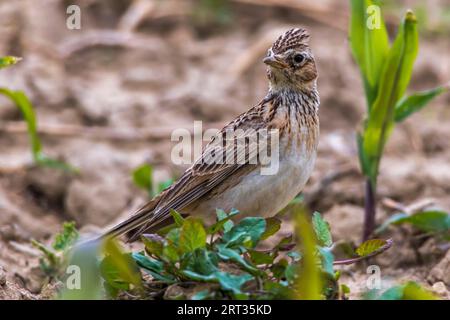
[
  {"x1": 350, "y1": 1, "x2": 448, "y2": 187},
  {"x1": 0, "y1": 56, "x2": 76, "y2": 172}
]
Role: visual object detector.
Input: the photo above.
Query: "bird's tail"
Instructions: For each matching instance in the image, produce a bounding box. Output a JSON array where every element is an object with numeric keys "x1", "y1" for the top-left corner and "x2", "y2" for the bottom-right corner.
[{"x1": 99, "y1": 198, "x2": 161, "y2": 242}]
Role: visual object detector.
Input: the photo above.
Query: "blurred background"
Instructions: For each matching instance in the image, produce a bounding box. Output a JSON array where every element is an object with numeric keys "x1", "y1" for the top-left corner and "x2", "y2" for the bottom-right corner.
[{"x1": 0, "y1": 0, "x2": 449, "y2": 298}]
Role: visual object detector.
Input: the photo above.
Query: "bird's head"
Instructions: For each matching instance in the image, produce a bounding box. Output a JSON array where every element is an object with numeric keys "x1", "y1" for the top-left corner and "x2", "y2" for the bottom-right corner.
[{"x1": 264, "y1": 28, "x2": 318, "y2": 91}]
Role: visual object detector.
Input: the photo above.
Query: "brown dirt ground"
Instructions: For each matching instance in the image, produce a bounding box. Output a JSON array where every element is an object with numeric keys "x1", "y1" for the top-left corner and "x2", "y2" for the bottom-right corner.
[{"x1": 0, "y1": 0, "x2": 449, "y2": 299}]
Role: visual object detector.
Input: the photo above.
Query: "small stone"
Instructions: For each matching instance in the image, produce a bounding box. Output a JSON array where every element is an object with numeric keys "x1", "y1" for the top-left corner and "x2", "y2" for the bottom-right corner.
[
  {"x1": 0, "y1": 266, "x2": 7, "y2": 286},
  {"x1": 428, "y1": 249, "x2": 450, "y2": 284},
  {"x1": 431, "y1": 281, "x2": 448, "y2": 298}
]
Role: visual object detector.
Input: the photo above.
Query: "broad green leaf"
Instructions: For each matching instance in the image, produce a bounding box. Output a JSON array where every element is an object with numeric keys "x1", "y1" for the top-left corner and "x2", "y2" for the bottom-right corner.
[
  {"x1": 102, "y1": 238, "x2": 142, "y2": 288},
  {"x1": 312, "y1": 212, "x2": 332, "y2": 247},
  {"x1": 375, "y1": 212, "x2": 409, "y2": 234},
  {"x1": 249, "y1": 250, "x2": 274, "y2": 265},
  {"x1": 141, "y1": 234, "x2": 164, "y2": 257},
  {"x1": 295, "y1": 210, "x2": 322, "y2": 300},
  {"x1": 402, "y1": 281, "x2": 438, "y2": 300},
  {"x1": 0, "y1": 56, "x2": 21, "y2": 69},
  {"x1": 191, "y1": 290, "x2": 211, "y2": 300},
  {"x1": 222, "y1": 217, "x2": 266, "y2": 248},
  {"x1": 217, "y1": 245, "x2": 260, "y2": 274},
  {"x1": 356, "y1": 239, "x2": 388, "y2": 257},
  {"x1": 132, "y1": 164, "x2": 153, "y2": 194},
  {"x1": 212, "y1": 272, "x2": 252, "y2": 296},
  {"x1": 370, "y1": 281, "x2": 438, "y2": 300},
  {"x1": 394, "y1": 211, "x2": 450, "y2": 233},
  {"x1": 52, "y1": 221, "x2": 79, "y2": 251},
  {"x1": 207, "y1": 209, "x2": 239, "y2": 234},
  {"x1": 169, "y1": 209, "x2": 185, "y2": 227},
  {"x1": 378, "y1": 285, "x2": 405, "y2": 300},
  {"x1": 377, "y1": 211, "x2": 450, "y2": 235},
  {"x1": 261, "y1": 217, "x2": 281, "y2": 240},
  {"x1": 284, "y1": 263, "x2": 298, "y2": 283},
  {"x1": 271, "y1": 258, "x2": 289, "y2": 280},
  {"x1": 185, "y1": 248, "x2": 218, "y2": 275},
  {"x1": 179, "y1": 218, "x2": 207, "y2": 253},
  {"x1": 394, "y1": 85, "x2": 448, "y2": 122},
  {"x1": 162, "y1": 244, "x2": 180, "y2": 263},
  {"x1": 275, "y1": 234, "x2": 295, "y2": 251},
  {"x1": 363, "y1": 10, "x2": 419, "y2": 180},
  {"x1": 100, "y1": 255, "x2": 133, "y2": 294},
  {"x1": 264, "y1": 281, "x2": 296, "y2": 299},
  {"x1": 215, "y1": 209, "x2": 237, "y2": 233},
  {"x1": 182, "y1": 270, "x2": 252, "y2": 296},
  {"x1": 132, "y1": 252, "x2": 176, "y2": 283},
  {"x1": 341, "y1": 284, "x2": 350, "y2": 295},
  {"x1": 318, "y1": 247, "x2": 335, "y2": 276}
]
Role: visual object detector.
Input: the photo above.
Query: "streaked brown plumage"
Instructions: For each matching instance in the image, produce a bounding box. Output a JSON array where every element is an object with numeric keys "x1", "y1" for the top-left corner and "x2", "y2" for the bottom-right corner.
[{"x1": 102, "y1": 28, "x2": 320, "y2": 241}]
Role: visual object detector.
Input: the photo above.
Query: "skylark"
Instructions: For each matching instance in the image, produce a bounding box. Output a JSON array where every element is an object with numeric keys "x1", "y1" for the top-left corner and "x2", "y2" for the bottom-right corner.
[{"x1": 104, "y1": 28, "x2": 319, "y2": 241}]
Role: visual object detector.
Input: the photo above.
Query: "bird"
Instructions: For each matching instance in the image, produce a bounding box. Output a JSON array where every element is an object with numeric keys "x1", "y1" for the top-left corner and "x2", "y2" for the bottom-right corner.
[{"x1": 103, "y1": 28, "x2": 320, "y2": 242}]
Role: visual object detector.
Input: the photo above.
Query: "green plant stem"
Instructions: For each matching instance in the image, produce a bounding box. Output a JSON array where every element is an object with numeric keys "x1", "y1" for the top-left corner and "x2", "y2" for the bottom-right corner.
[{"x1": 363, "y1": 179, "x2": 376, "y2": 241}]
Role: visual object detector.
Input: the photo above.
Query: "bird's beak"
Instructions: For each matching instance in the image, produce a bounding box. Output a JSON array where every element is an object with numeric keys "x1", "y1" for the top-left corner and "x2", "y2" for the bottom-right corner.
[{"x1": 263, "y1": 54, "x2": 287, "y2": 69}]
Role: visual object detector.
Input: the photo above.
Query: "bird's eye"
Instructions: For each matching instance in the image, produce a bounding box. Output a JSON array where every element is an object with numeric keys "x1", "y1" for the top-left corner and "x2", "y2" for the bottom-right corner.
[{"x1": 293, "y1": 53, "x2": 305, "y2": 64}]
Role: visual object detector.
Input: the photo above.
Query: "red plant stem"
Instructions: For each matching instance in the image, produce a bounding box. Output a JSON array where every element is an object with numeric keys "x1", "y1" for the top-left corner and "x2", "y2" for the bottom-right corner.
[{"x1": 363, "y1": 179, "x2": 376, "y2": 241}]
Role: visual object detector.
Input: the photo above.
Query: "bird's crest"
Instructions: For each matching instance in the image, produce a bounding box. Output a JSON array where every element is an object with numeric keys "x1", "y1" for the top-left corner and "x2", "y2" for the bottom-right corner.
[{"x1": 271, "y1": 28, "x2": 310, "y2": 54}]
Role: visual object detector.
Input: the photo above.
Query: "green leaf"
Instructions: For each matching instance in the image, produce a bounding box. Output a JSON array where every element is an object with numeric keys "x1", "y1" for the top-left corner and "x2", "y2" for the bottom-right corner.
[
  {"x1": 182, "y1": 270, "x2": 252, "y2": 296},
  {"x1": 179, "y1": 218, "x2": 207, "y2": 253},
  {"x1": 217, "y1": 245, "x2": 260, "y2": 274},
  {"x1": 377, "y1": 211, "x2": 450, "y2": 235},
  {"x1": 185, "y1": 248, "x2": 218, "y2": 275},
  {"x1": 371, "y1": 281, "x2": 438, "y2": 300},
  {"x1": 295, "y1": 210, "x2": 322, "y2": 300},
  {"x1": 132, "y1": 164, "x2": 153, "y2": 194},
  {"x1": 363, "y1": 10, "x2": 419, "y2": 180},
  {"x1": 264, "y1": 281, "x2": 295, "y2": 299},
  {"x1": 102, "y1": 238, "x2": 142, "y2": 289},
  {"x1": 284, "y1": 263, "x2": 298, "y2": 283},
  {"x1": 213, "y1": 209, "x2": 237, "y2": 233},
  {"x1": 261, "y1": 217, "x2": 281, "y2": 240},
  {"x1": 141, "y1": 234, "x2": 164, "y2": 258},
  {"x1": 0, "y1": 88, "x2": 74, "y2": 171},
  {"x1": 394, "y1": 211, "x2": 450, "y2": 233},
  {"x1": 100, "y1": 255, "x2": 133, "y2": 294},
  {"x1": 356, "y1": 239, "x2": 388, "y2": 257},
  {"x1": 394, "y1": 85, "x2": 448, "y2": 122},
  {"x1": 162, "y1": 244, "x2": 180, "y2": 263},
  {"x1": 375, "y1": 212, "x2": 409, "y2": 234},
  {"x1": 169, "y1": 209, "x2": 185, "y2": 227},
  {"x1": 52, "y1": 221, "x2": 79, "y2": 251},
  {"x1": 349, "y1": 0, "x2": 390, "y2": 107},
  {"x1": 341, "y1": 284, "x2": 350, "y2": 295},
  {"x1": 132, "y1": 252, "x2": 176, "y2": 283},
  {"x1": 191, "y1": 290, "x2": 211, "y2": 300},
  {"x1": 248, "y1": 250, "x2": 274, "y2": 265},
  {"x1": 312, "y1": 212, "x2": 332, "y2": 247},
  {"x1": 0, "y1": 56, "x2": 21, "y2": 69},
  {"x1": 318, "y1": 247, "x2": 335, "y2": 276},
  {"x1": 222, "y1": 217, "x2": 266, "y2": 248},
  {"x1": 402, "y1": 281, "x2": 438, "y2": 300}
]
